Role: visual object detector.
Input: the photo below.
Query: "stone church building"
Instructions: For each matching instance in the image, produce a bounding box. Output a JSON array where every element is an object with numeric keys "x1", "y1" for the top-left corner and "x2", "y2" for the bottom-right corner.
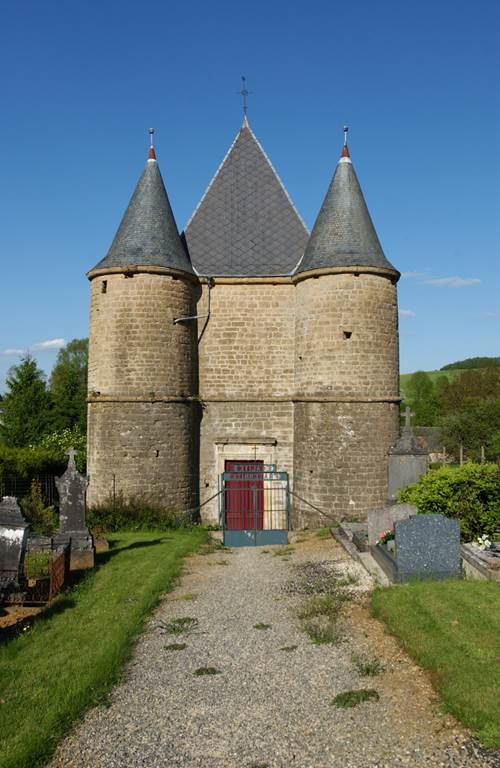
[{"x1": 86, "y1": 118, "x2": 400, "y2": 527}]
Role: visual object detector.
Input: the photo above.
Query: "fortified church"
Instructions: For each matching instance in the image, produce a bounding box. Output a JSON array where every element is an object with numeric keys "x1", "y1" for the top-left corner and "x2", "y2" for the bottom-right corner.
[{"x1": 86, "y1": 116, "x2": 400, "y2": 527}]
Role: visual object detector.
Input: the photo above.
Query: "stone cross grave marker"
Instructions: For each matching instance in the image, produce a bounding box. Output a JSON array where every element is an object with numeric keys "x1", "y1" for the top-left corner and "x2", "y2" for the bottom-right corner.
[
  {"x1": 0, "y1": 496, "x2": 30, "y2": 596},
  {"x1": 54, "y1": 448, "x2": 94, "y2": 570}
]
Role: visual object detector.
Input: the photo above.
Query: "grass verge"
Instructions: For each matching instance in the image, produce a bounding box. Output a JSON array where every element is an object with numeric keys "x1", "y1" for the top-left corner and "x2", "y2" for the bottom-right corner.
[
  {"x1": 0, "y1": 528, "x2": 206, "y2": 768},
  {"x1": 371, "y1": 580, "x2": 500, "y2": 747}
]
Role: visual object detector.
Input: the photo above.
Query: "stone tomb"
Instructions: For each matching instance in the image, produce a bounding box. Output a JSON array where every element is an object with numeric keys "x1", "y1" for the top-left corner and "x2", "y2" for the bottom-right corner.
[
  {"x1": 0, "y1": 497, "x2": 29, "y2": 599},
  {"x1": 54, "y1": 448, "x2": 94, "y2": 570},
  {"x1": 367, "y1": 502, "x2": 417, "y2": 546},
  {"x1": 371, "y1": 513, "x2": 461, "y2": 583},
  {"x1": 387, "y1": 407, "x2": 429, "y2": 502}
]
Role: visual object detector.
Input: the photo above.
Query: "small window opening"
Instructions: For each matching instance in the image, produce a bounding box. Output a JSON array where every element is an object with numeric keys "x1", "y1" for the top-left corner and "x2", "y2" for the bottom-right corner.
[
  {"x1": 101, "y1": 280, "x2": 107, "y2": 294},
  {"x1": 343, "y1": 330, "x2": 352, "y2": 339},
  {"x1": 155, "y1": 449, "x2": 160, "y2": 458}
]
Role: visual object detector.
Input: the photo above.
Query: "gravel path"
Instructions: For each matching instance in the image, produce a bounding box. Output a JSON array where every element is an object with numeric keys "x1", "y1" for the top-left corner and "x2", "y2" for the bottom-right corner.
[{"x1": 50, "y1": 534, "x2": 498, "y2": 768}]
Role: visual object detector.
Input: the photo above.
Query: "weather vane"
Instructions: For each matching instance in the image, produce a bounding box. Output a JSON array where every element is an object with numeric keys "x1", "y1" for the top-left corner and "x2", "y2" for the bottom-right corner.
[
  {"x1": 238, "y1": 76, "x2": 251, "y2": 117},
  {"x1": 343, "y1": 125, "x2": 349, "y2": 145},
  {"x1": 149, "y1": 127, "x2": 155, "y2": 148}
]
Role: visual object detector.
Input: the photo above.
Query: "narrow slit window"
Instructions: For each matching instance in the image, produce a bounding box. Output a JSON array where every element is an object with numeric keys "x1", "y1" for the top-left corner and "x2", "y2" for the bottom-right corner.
[
  {"x1": 343, "y1": 331, "x2": 352, "y2": 339},
  {"x1": 101, "y1": 280, "x2": 107, "y2": 294}
]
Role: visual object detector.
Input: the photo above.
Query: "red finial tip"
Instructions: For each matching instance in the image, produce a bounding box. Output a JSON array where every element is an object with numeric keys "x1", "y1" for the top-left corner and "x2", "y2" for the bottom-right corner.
[
  {"x1": 148, "y1": 146, "x2": 156, "y2": 160},
  {"x1": 341, "y1": 143, "x2": 350, "y2": 158}
]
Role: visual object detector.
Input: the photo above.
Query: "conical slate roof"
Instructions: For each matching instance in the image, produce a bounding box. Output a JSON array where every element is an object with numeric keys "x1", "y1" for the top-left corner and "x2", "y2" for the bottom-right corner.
[
  {"x1": 183, "y1": 118, "x2": 309, "y2": 276},
  {"x1": 92, "y1": 151, "x2": 194, "y2": 274},
  {"x1": 297, "y1": 144, "x2": 398, "y2": 275}
]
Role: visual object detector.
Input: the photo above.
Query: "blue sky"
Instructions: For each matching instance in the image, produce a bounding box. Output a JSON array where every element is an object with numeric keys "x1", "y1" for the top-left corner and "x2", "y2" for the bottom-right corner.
[{"x1": 0, "y1": 0, "x2": 498, "y2": 390}]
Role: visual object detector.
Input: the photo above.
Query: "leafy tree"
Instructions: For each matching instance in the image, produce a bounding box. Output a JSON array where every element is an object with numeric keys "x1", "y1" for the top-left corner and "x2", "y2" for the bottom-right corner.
[
  {"x1": 441, "y1": 356, "x2": 500, "y2": 371},
  {"x1": 0, "y1": 355, "x2": 52, "y2": 447},
  {"x1": 403, "y1": 371, "x2": 439, "y2": 426},
  {"x1": 50, "y1": 339, "x2": 88, "y2": 432}
]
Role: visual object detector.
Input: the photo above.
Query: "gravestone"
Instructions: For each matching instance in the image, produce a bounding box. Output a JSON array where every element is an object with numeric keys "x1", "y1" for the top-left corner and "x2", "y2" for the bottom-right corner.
[
  {"x1": 367, "y1": 503, "x2": 417, "y2": 546},
  {"x1": 387, "y1": 407, "x2": 429, "y2": 501},
  {"x1": 0, "y1": 497, "x2": 29, "y2": 598},
  {"x1": 371, "y1": 513, "x2": 461, "y2": 582},
  {"x1": 54, "y1": 448, "x2": 94, "y2": 570}
]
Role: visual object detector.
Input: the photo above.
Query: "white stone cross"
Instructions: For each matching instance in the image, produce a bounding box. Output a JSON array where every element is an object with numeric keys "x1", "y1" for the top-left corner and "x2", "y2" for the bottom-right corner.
[{"x1": 66, "y1": 447, "x2": 77, "y2": 466}]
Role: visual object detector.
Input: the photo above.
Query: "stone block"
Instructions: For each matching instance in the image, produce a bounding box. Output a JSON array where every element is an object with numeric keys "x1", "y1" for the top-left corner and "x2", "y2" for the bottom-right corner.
[{"x1": 367, "y1": 503, "x2": 416, "y2": 545}]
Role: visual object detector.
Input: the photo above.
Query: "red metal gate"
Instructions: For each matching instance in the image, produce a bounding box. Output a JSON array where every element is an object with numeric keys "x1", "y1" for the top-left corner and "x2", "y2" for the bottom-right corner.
[{"x1": 224, "y1": 460, "x2": 264, "y2": 530}]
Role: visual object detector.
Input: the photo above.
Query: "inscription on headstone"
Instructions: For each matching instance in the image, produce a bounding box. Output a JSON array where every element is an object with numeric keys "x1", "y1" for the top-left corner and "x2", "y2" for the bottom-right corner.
[{"x1": 54, "y1": 448, "x2": 94, "y2": 570}]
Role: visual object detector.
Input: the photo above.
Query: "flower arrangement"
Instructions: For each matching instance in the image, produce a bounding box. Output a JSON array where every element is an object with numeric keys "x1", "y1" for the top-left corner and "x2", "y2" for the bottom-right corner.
[
  {"x1": 378, "y1": 529, "x2": 395, "y2": 546},
  {"x1": 475, "y1": 534, "x2": 492, "y2": 551}
]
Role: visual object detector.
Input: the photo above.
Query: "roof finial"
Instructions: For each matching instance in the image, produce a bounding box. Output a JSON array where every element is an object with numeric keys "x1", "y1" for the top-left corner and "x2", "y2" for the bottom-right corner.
[
  {"x1": 239, "y1": 76, "x2": 251, "y2": 124},
  {"x1": 148, "y1": 128, "x2": 156, "y2": 161},
  {"x1": 340, "y1": 125, "x2": 350, "y2": 159}
]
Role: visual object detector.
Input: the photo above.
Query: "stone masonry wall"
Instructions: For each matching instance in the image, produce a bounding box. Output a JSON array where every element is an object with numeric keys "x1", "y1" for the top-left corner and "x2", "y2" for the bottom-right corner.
[
  {"x1": 87, "y1": 271, "x2": 199, "y2": 508},
  {"x1": 293, "y1": 272, "x2": 400, "y2": 523},
  {"x1": 293, "y1": 401, "x2": 400, "y2": 526},
  {"x1": 198, "y1": 400, "x2": 294, "y2": 522},
  {"x1": 88, "y1": 272, "x2": 198, "y2": 397},
  {"x1": 87, "y1": 401, "x2": 197, "y2": 510},
  {"x1": 197, "y1": 281, "x2": 295, "y2": 521},
  {"x1": 198, "y1": 282, "x2": 295, "y2": 399},
  {"x1": 294, "y1": 273, "x2": 399, "y2": 398}
]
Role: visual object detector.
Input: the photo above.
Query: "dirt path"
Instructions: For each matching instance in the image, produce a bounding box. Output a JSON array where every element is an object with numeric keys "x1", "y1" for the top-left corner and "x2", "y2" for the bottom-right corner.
[{"x1": 50, "y1": 533, "x2": 495, "y2": 768}]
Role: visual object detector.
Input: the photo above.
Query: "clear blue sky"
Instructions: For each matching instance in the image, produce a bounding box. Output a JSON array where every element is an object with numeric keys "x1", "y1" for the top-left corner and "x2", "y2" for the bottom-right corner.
[{"x1": 0, "y1": 0, "x2": 498, "y2": 390}]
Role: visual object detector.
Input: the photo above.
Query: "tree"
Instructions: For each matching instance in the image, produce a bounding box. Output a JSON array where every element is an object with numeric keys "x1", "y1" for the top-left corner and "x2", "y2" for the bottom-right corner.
[
  {"x1": 403, "y1": 371, "x2": 439, "y2": 426},
  {"x1": 0, "y1": 355, "x2": 53, "y2": 447},
  {"x1": 49, "y1": 339, "x2": 88, "y2": 432}
]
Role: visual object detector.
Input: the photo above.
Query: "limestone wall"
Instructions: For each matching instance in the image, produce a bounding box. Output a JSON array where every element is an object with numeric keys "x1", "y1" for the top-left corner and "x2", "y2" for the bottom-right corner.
[
  {"x1": 88, "y1": 272, "x2": 198, "y2": 397},
  {"x1": 294, "y1": 272, "x2": 399, "y2": 398},
  {"x1": 293, "y1": 272, "x2": 400, "y2": 523},
  {"x1": 87, "y1": 270, "x2": 199, "y2": 508}
]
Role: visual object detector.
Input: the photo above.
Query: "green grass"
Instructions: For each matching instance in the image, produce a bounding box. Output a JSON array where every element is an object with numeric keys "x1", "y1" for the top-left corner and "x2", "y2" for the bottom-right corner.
[
  {"x1": 253, "y1": 622, "x2": 272, "y2": 630},
  {"x1": 371, "y1": 580, "x2": 500, "y2": 747},
  {"x1": 332, "y1": 689, "x2": 379, "y2": 708},
  {"x1": 193, "y1": 666, "x2": 221, "y2": 676},
  {"x1": 0, "y1": 528, "x2": 206, "y2": 768},
  {"x1": 351, "y1": 652, "x2": 384, "y2": 676}
]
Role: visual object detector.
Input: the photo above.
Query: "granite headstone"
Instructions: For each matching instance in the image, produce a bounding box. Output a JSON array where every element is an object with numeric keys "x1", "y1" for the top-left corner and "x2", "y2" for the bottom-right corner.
[
  {"x1": 0, "y1": 496, "x2": 29, "y2": 597},
  {"x1": 54, "y1": 448, "x2": 94, "y2": 570},
  {"x1": 394, "y1": 514, "x2": 460, "y2": 581}
]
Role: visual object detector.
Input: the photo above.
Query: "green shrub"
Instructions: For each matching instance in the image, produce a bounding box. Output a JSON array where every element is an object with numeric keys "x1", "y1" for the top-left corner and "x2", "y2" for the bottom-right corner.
[
  {"x1": 20, "y1": 479, "x2": 58, "y2": 535},
  {"x1": 87, "y1": 491, "x2": 196, "y2": 532},
  {"x1": 398, "y1": 462, "x2": 500, "y2": 541}
]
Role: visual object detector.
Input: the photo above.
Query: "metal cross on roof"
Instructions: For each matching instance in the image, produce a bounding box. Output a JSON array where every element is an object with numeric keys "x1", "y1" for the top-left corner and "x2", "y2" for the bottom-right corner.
[
  {"x1": 239, "y1": 76, "x2": 251, "y2": 117},
  {"x1": 343, "y1": 125, "x2": 349, "y2": 145}
]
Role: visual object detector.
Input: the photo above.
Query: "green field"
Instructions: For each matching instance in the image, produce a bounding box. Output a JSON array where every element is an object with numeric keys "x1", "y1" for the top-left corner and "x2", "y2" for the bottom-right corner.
[
  {"x1": 371, "y1": 580, "x2": 500, "y2": 747},
  {"x1": 0, "y1": 529, "x2": 206, "y2": 768},
  {"x1": 399, "y1": 368, "x2": 467, "y2": 400}
]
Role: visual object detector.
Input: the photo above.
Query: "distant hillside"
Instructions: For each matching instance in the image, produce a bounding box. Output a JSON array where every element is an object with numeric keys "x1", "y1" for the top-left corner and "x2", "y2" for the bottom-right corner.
[
  {"x1": 441, "y1": 356, "x2": 500, "y2": 370},
  {"x1": 399, "y1": 369, "x2": 466, "y2": 400}
]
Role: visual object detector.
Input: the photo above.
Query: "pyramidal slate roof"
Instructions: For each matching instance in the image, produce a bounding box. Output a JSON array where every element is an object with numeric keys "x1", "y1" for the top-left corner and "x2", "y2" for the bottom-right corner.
[
  {"x1": 183, "y1": 118, "x2": 309, "y2": 276},
  {"x1": 297, "y1": 143, "x2": 398, "y2": 275},
  {"x1": 91, "y1": 149, "x2": 194, "y2": 275}
]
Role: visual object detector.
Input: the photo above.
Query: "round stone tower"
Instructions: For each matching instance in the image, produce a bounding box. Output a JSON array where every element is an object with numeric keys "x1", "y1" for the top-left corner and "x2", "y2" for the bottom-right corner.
[
  {"x1": 86, "y1": 136, "x2": 199, "y2": 511},
  {"x1": 292, "y1": 135, "x2": 400, "y2": 525}
]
